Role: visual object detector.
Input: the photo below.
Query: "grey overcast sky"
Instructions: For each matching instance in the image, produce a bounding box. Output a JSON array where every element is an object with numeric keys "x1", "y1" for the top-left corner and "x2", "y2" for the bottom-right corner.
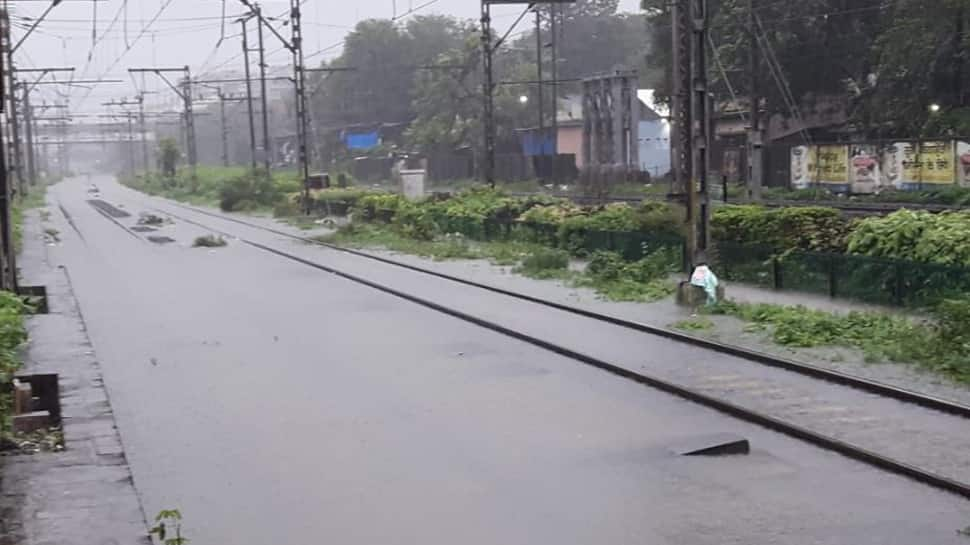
[{"x1": 11, "y1": 0, "x2": 642, "y2": 113}]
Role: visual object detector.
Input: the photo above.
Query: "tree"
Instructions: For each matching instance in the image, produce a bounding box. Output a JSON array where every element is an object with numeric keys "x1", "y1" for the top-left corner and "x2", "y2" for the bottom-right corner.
[
  {"x1": 311, "y1": 16, "x2": 473, "y2": 131},
  {"x1": 158, "y1": 138, "x2": 179, "y2": 178},
  {"x1": 860, "y1": 0, "x2": 970, "y2": 136}
]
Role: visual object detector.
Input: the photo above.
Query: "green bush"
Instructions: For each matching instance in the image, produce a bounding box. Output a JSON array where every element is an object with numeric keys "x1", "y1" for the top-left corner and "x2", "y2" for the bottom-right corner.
[
  {"x1": 355, "y1": 193, "x2": 406, "y2": 221},
  {"x1": 707, "y1": 299, "x2": 970, "y2": 383},
  {"x1": 712, "y1": 205, "x2": 850, "y2": 252},
  {"x1": 578, "y1": 249, "x2": 679, "y2": 302},
  {"x1": 846, "y1": 210, "x2": 970, "y2": 266},
  {"x1": 586, "y1": 250, "x2": 627, "y2": 281},
  {"x1": 0, "y1": 291, "x2": 29, "y2": 435},
  {"x1": 934, "y1": 297, "x2": 970, "y2": 353},
  {"x1": 219, "y1": 171, "x2": 280, "y2": 212},
  {"x1": 393, "y1": 201, "x2": 439, "y2": 241},
  {"x1": 516, "y1": 248, "x2": 570, "y2": 278}
]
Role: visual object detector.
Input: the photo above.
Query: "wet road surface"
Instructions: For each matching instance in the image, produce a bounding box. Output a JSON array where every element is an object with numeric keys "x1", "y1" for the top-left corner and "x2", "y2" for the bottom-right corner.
[{"x1": 39, "y1": 176, "x2": 970, "y2": 544}]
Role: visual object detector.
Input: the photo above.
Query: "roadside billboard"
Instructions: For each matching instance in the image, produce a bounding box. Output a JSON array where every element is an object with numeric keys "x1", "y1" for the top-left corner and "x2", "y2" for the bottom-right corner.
[{"x1": 849, "y1": 145, "x2": 881, "y2": 194}]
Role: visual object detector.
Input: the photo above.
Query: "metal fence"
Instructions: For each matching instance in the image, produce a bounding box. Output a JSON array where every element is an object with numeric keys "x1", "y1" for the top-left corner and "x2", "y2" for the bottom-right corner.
[
  {"x1": 431, "y1": 215, "x2": 970, "y2": 308},
  {"x1": 715, "y1": 241, "x2": 970, "y2": 307}
]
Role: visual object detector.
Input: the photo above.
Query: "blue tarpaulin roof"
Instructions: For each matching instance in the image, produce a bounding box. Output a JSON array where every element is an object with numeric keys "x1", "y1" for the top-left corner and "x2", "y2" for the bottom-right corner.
[
  {"x1": 519, "y1": 130, "x2": 555, "y2": 156},
  {"x1": 344, "y1": 131, "x2": 380, "y2": 150}
]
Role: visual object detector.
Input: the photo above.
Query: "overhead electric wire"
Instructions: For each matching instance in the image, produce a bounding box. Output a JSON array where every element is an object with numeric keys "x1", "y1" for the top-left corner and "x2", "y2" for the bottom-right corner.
[{"x1": 75, "y1": 0, "x2": 178, "y2": 108}]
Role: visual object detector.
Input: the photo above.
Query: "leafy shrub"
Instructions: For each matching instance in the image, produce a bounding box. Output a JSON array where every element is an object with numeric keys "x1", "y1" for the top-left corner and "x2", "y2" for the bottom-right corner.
[
  {"x1": 518, "y1": 202, "x2": 585, "y2": 224},
  {"x1": 393, "y1": 201, "x2": 439, "y2": 240},
  {"x1": 846, "y1": 210, "x2": 970, "y2": 266},
  {"x1": 586, "y1": 250, "x2": 627, "y2": 281},
  {"x1": 578, "y1": 249, "x2": 679, "y2": 302},
  {"x1": 355, "y1": 193, "x2": 406, "y2": 221},
  {"x1": 219, "y1": 171, "x2": 280, "y2": 212},
  {"x1": 707, "y1": 298, "x2": 970, "y2": 382},
  {"x1": 516, "y1": 248, "x2": 570, "y2": 278},
  {"x1": 934, "y1": 297, "x2": 970, "y2": 353},
  {"x1": 712, "y1": 205, "x2": 850, "y2": 252},
  {"x1": 0, "y1": 292, "x2": 29, "y2": 435}
]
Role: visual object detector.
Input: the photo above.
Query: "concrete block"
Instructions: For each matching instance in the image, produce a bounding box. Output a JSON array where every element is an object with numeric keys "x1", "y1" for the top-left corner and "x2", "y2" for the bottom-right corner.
[
  {"x1": 675, "y1": 281, "x2": 726, "y2": 308},
  {"x1": 675, "y1": 433, "x2": 750, "y2": 456},
  {"x1": 12, "y1": 411, "x2": 51, "y2": 434},
  {"x1": 13, "y1": 379, "x2": 33, "y2": 414}
]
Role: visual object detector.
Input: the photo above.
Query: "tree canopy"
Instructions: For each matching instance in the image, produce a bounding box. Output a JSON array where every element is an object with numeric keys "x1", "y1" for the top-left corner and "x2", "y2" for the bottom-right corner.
[
  {"x1": 643, "y1": 0, "x2": 970, "y2": 138},
  {"x1": 308, "y1": 0, "x2": 650, "y2": 154}
]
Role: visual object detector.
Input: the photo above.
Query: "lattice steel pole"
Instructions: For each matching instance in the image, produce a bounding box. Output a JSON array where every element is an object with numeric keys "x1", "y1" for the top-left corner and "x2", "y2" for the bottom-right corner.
[
  {"x1": 257, "y1": 3, "x2": 271, "y2": 173},
  {"x1": 181, "y1": 66, "x2": 198, "y2": 181},
  {"x1": 480, "y1": 0, "x2": 495, "y2": 188},
  {"x1": 290, "y1": 0, "x2": 311, "y2": 214},
  {"x1": 671, "y1": 0, "x2": 693, "y2": 269},
  {"x1": 691, "y1": 0, "x2": 711, "y2": 259},
  {"x1": 240, "y1": 16, "x2": 258, "y2": 170}
]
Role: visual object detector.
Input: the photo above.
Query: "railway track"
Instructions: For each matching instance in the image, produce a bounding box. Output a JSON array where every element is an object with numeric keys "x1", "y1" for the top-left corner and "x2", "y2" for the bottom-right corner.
[{"x1": 112, "y1": 192, "x2": 970, "y2": 500}]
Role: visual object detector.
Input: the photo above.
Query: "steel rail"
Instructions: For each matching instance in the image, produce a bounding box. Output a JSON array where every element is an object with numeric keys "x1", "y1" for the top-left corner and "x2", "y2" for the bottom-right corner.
[
  {"x1": 142, "y1": 201, "x2": 970, "y2": 500},
  {"x1": 152, "y1": 199, "x2": 970, "y2": 420}
]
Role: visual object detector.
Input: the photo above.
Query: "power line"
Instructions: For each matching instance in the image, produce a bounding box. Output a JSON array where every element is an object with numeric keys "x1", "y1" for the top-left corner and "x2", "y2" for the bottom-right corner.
[{"x1": 75, "y1": 0, "x2": 178, "y2": 108}]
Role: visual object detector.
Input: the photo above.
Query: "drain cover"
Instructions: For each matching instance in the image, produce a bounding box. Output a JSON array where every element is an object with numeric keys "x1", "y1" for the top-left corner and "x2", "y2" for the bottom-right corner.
[{"x1": 147, "y1": 236, "x2": 176, "y2": 244}]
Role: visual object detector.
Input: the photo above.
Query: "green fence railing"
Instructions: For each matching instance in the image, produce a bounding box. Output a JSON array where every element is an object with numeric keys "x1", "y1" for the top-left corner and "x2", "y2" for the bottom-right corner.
[{"x1": 364, "y1": 210, "x2": 970, "y2": 308}]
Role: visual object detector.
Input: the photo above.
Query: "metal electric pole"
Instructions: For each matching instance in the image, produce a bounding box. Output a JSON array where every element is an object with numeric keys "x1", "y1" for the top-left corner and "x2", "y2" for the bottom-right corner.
[
  {"x1": 138, "y1": 94, "x2": 148, "y2": 172},
  {"x1": 480, "y1": 1, "x2": 496, "y2": 188},
  {"x1": 747, "y1": 0, "x2": 763, "y2": 201},
  {"x1": 237, "y1": 0, "x2": 311, "y2": 212},
  {"x1": 128, "y1": 67, "x2": 198, "y2": 180},
  {"x1": 181, "y1": 66, "x2": 197, "y2": 180},
  {"x1": 216, "y1": 90, "x2": 246, "y2": 167},
  {"x1": 287, "y1": 0, "x2": 310, "y2": 213},
  {"x1": 549, "y1": 3, "x2": 559, "y2": 157},
  {"x1": 691, "y1": 0, "x2": 711, "y2": 257},
  {"x1": 240, "y1": 14, "x2": 259, "y2": 170},
  {"x1": 104, "y1": 97, "x2": 149, "y2": 173},
  {"x1": 21, "y1": 85, "x2": 36, "y2": 186},
  {"x1": 256, "y1": 4, "x2": 272, "y2": 172},
  {"x1": 535, "y1": 8, "x2": 544, "y2": 137},
  {"x1": 671, "y1": 0, "x2": 711, "y2": 270},
  {"x1": 2, "y1": 10, "x2": 24, "y2": 195},
  {"x1": 219, "y1": 90, "x2": 230, "y2": 167}
]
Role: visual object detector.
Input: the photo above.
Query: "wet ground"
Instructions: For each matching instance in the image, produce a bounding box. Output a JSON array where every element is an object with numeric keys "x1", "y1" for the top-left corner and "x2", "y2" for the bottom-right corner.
[{"x1": 11, "y1": 175, "x2": 969, "y2": 544}]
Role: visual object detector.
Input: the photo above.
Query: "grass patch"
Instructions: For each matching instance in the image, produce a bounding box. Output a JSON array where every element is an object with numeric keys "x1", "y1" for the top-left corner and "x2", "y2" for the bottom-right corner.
[
  {"x1": 573, "y1": 249, "x2": 680, "y2": 302},
  {"x1": 12, "y1": 184, "x2": 49, "y2": 254},
  {"x1": 706, "y1": 299, "x2": 970, "y2": 384},
  {"x1": 192, "y1": 235, "x2": 228, "y2": 248},
  {"x1": 671, "y1": 316, "x2": 715, "y2": 332},
  {"x1": 515, "y1": 248, "x2": 571, "y2": 279},
  {"x1": 123, "y1": 166, "x2": 300, "y2": 212},
  {"x1": 320, "y1": 224, "x2": 680, "y2": 302}
]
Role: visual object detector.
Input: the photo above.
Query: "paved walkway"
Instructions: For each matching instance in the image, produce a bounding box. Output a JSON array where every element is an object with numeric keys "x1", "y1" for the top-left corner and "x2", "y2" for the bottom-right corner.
[{"x1": 0, "y1": 209, "x2": 148, "y2": 544}]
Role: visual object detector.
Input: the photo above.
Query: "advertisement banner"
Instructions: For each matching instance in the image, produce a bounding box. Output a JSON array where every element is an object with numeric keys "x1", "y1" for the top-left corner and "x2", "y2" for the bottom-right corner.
[
  {"x1": 957, "y1": 141, "x2": 970, "y2": 187},
  {"x1": 790, "y1": 145, "x2": 811, "y2": 189},
  {"x1": 882, "y1": 142, "x2": 925, "y2": 189},
  {"x1": 849, "y1": 145, "x2": 881, "y2": 194},
  {"x1": 919, "y1": 141, "x2": 954, "y2": 185},
  {"x1": 809, "y1": 145, "x2": 849, "y2": 191}
]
